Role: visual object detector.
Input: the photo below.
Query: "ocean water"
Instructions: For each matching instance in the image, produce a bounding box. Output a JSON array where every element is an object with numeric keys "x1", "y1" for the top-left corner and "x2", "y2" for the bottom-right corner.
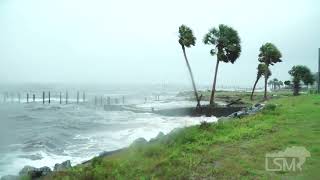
[{"x1": 0, "y1": 84, "x2": 217, "y2": 177}]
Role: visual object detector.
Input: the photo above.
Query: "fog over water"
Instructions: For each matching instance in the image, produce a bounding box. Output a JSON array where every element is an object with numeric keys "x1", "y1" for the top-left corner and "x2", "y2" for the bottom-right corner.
[
  {"x1": 0, "y1": 84, "x2": 218, "y2": 176},
  {"x1": 0, "y1": 0, "x2": 319, "y2": 87},
  {"x1": 0, "y1": 0, "x2": 320, "y2": 177}
]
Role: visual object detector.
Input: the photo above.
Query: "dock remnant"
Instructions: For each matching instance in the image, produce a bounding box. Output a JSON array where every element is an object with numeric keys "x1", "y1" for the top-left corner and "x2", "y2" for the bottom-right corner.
[
  {"x1": 66, "y1": 91, "x2": 68, "y2": 104},
  {"x1": 77, "y1": 91, "x2": 79, "y2": 104},
  {"x1": 43, "y1": 92, "x2": 45, "y2": 104}
]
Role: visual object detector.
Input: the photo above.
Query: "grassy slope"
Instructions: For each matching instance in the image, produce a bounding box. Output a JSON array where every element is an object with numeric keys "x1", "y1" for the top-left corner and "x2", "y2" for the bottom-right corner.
[{"x1": 47, "y1": 95, "x2": 320, "y2": 179}]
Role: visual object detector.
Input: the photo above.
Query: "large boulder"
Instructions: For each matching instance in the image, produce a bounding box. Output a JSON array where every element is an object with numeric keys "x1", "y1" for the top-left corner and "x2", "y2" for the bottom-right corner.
[
  {"x1": 19, "y1": 165, "x2": 37, "y2": 176},
  {"x1": 131, "y1": 137, "x2": 147, "y2": 146},
  {"x1": 19, "y1": 165, "x2": 52, "y2": 178},
  {"x1": 150, "y1": 132, "x2": 165, "y2": 142},
  {"x1": 54, "y1": 160, "x2": 72, "y2": 171}
]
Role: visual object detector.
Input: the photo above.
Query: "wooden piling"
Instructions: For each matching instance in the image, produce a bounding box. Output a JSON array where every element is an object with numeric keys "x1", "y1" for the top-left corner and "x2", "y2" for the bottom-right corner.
[
  {"x1": 48, "y1": 92, "x2": 51, "y2": 104},
  {"x1": 83, "y1": 92, "x2": 85, "y2": 102},
  {"x1": 107, "y1": 97, "x2": 110, "y2": 105},
  {"x1": 43, "y1": 92, "x2": 45, "y2": 104},
  {"x1": 66, "y1": 91, "x2": 68, "y2": 104},
  {"x1": 27, "y1": 93, "x2": 29, "y2": 103},
  {"x1": 59, "y1": 92, "x2": 62, "y2": 104},
  {"x1": 33, "y1": 94, "x2": 35, "y2": 102},
  {"x1": 77, "y1": 91, "x2": 79, "y2": 104}
]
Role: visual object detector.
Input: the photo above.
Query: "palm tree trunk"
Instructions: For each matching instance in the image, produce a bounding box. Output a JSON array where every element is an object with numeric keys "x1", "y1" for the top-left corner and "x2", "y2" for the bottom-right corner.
[
  {"x1": 182, "y1": 46, "x2": 201, "y2": 107},
  {"x1": 264, "y1": 75, "x2": 268, "y2": 100},
  {"x1": 250, "y1": 77, "x2": 260, "y2": 101},
  {"x1": 209, "y1": 59, "x2": 220, "y2": 105}
]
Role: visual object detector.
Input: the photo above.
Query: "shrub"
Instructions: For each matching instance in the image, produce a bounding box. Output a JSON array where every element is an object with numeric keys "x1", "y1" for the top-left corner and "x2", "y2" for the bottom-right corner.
[
  {"x1": 264, "y1": 103, "x2": 276, "y2": 111},
  {"x1": 199, "y1": 121, "x2": 211, "y2": 130}
]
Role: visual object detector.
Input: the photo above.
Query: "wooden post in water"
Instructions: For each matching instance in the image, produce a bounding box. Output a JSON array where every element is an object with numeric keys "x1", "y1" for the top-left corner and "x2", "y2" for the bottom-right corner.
[
  {"x1": 33, "y1": 94, "x2": 35, "y2": 102},
  {"x1": 65, "y1": 92, "x2": 67, "y2": 104},
  {"x1": 59, "y1": 92, "x2": 62, "y2": 104},
  {"x1": 107, "y1": 97, "x2": 110, "y2": 105},
  {"x1": 27, "y1": 93, "x2": 29, "y2": 103},
  {"x1": 48, "y1": 92, "x2": 51, "y2": 104},
  {"x1": 83, "y1": 92, "x2": 85, "y2": 103},
  {"x1": 77, "y1": 91, "x2": 79, "y2": 104},
  {"x1": 43, "y1": 92, "x2": 45, "y2": 104}
]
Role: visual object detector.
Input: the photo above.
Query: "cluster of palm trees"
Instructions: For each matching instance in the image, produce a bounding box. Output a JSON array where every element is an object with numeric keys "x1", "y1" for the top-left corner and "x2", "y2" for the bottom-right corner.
[
  {"x1": 268, "y1": 78, "x2": 284, "y2": 91},
  {"x1": 178, "y1": 24, "x2": 283, "y2": 106},
  {"x1": 178, "y1": 24, "x2": 241, "y2": 107}
]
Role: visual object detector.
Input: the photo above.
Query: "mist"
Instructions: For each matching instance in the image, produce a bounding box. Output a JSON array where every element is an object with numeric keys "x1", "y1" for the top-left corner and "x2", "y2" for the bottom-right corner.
[{"x1": 1, "y1": 0, "x2": 319, "y2": 87}]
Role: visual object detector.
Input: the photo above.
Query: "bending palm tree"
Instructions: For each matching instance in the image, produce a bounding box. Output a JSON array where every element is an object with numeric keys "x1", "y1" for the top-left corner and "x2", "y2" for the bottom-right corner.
[
  {"x1": 203, "y1": 24, "x2": 241, "y2": 105},
  {"x1": 258, "y1": 43, "x2": 282, "y2": 100},
  {"x1": 178, "y1": 25, "x2": 201, "y2": 107},
  {"x1": 250, "y1": 64, "x2": 271, "y2": 100}
]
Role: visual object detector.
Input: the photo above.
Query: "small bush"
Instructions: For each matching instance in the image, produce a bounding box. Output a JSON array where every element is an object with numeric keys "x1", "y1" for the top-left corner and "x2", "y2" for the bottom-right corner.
[
  {"x1": 91, "y1": 157, "x2": 103, "y2": 167},
  {"x1": 199, "y1": 121, "x2": 211, "y2": 130},
  {"x1": 264, "y1": 103, "x2": 276, "y2": 111}
]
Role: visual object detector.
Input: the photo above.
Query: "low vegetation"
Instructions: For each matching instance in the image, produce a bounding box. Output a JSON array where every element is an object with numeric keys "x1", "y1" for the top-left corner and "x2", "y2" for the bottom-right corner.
[{"x1": 44, "y1": 94, "x2": 320, "y2": 179}]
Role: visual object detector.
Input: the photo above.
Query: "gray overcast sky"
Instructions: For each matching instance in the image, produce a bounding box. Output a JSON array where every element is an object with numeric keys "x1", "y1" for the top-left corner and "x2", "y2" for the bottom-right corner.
[{"x1": 0, "y1": 0, "x2": 319, "y2": 87}]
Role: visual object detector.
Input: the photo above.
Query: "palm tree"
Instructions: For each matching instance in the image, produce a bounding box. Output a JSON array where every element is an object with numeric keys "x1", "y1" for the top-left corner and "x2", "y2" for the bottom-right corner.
[
  {"x1": 272, "y1": 78, "x2": 279, "y2": 90},
  {"x1": 278, "y1": 81, "x2": 284, "y2": 89},
  {"x1": 284, "y1": 80, "x2": 291, "y2": 87},
  {"x1": 178, "y1": 25, "x2": 201, "y2": 107},
  {"x1": 289, "y1": 65, "x2": 315, "y2": 95},
  {"x1": 203, "y1": 24, "x2": 241, "y2": 105},
  {"x1": 258, "y1": 43, "x2": 282, "y2": 100},
  {"x1": 250, "y1": 63, "x2": 270, "y2": 100}
]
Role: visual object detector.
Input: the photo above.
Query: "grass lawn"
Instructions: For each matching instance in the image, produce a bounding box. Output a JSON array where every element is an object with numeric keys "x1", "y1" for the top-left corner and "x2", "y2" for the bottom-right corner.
[{"x1": 45, "y1": 94, "x2": 320, "y2": 179}]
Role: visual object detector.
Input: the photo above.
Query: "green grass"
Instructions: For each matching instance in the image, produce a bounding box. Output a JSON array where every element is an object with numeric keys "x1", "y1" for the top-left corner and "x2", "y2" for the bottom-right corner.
[
  {"x1": 46, "y1": 95, "x2": 320, "y2": 179},
  {"x1": 178, "y1": 89, "x2": 293, "y2": 106}
]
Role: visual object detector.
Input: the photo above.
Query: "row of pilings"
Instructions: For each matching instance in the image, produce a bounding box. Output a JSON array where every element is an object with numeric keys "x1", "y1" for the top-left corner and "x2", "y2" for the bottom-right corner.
[{"x1": 1, "y1": 91, "x2": 162, "y2": 105}]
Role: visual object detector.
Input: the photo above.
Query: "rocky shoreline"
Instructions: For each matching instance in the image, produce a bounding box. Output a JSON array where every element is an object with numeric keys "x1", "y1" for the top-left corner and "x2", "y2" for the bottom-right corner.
[{"x1": 1, "y1": 103, "x2": 264, "y2": 180}]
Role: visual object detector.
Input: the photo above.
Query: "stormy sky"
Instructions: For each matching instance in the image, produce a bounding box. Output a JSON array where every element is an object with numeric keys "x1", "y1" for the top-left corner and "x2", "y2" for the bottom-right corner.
[{"x1": 0, "y1": 0, "x2": 319, "y2": 87}]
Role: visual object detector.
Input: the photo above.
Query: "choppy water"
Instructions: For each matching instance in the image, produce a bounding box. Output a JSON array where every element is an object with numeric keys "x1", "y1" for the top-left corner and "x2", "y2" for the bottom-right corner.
[{"x1": 0, "y1": 84, "x2": 217, "y2": 177}]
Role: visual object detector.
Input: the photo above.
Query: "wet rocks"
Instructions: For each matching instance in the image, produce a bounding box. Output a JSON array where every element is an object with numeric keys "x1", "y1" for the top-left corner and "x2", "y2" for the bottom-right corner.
[
  {"x1": 150, "y1": 132, "x2": 165, "y2": 142},
  {"x1": 230, "y1": 103, "x2": 265, "y2": 118},
  {"x1": 131, "y1": 137, "x2": 147, "y2": 146},
  {"x1": 54, "y1": 160, "x2": 72, "y2": 171},
  {"x1": 19, "y1": 165, "x2": 51, "y2": 178},
  {"x1": 19, "y1": 165, "x2": 37, "y2": 176}
]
